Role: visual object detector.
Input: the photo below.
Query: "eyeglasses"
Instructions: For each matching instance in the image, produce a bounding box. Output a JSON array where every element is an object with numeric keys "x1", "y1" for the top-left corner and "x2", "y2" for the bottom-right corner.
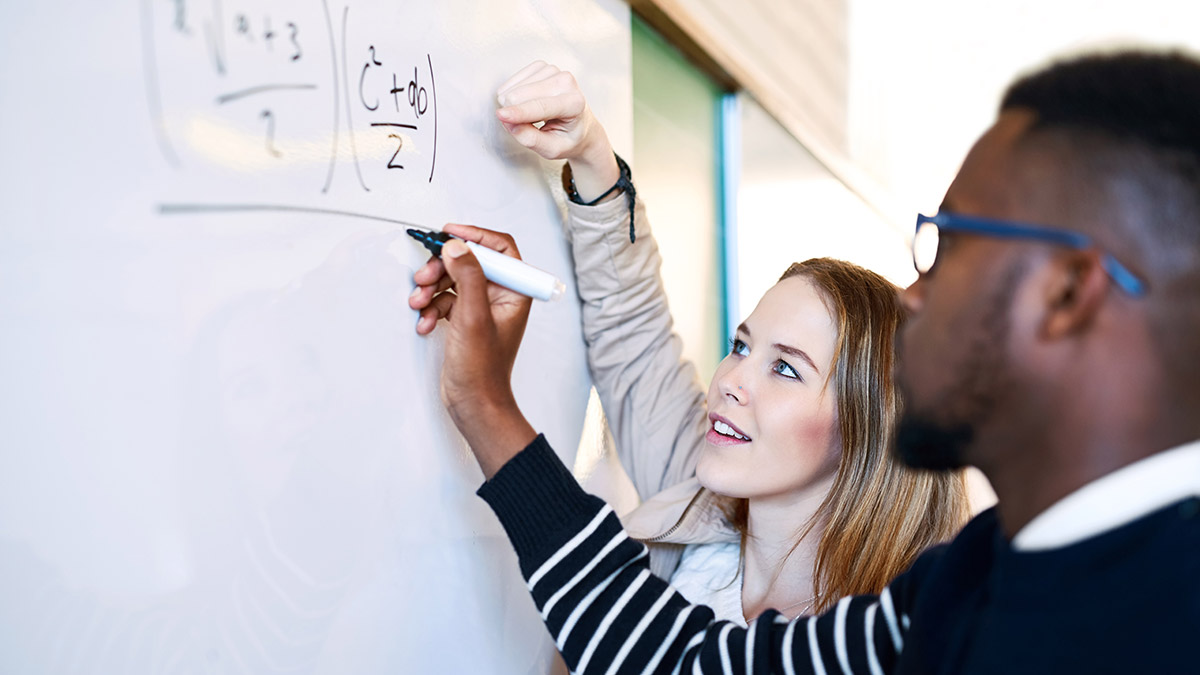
[{"x1": 912, "y1": 212, "x2": 1146, "y2": 296}]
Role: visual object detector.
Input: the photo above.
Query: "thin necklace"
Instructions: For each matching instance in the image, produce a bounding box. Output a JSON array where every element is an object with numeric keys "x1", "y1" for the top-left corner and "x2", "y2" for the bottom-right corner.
[{"x1": 777, "y1": 593, "x2": 819, "y2": 616}]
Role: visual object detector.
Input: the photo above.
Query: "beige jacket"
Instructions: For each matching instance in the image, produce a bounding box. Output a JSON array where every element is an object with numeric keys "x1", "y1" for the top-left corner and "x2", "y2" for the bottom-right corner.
[{"x1": 564, "y1": 188, "x2": 739, "y2": 580}]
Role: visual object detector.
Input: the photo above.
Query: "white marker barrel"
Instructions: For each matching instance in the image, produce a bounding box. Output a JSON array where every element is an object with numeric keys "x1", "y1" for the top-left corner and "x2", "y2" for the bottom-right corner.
[{"x1": 466, "y1": 241, "x2": 565, "y2": 302}]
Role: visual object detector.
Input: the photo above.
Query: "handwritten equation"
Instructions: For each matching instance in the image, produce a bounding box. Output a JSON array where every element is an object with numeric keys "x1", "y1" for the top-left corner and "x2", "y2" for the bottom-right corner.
[{"x1": 145, "y1": 0, "x2": 439, "y2": 192}]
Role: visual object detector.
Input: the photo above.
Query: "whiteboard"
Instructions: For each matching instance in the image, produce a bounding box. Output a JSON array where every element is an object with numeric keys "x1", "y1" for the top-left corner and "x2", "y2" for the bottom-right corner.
[{"x1": 0, "y1": 1, "x2": 630, "y2": 672}]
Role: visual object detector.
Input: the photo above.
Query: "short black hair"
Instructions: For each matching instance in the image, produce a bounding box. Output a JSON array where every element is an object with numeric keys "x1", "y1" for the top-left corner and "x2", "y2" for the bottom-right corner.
[
  {"x1": 1001, "y1": 50, "x2": 1200, "y2": 163},
  {"x1": 1000, "y1": 50, "x2": 1200, "y2": 276}
]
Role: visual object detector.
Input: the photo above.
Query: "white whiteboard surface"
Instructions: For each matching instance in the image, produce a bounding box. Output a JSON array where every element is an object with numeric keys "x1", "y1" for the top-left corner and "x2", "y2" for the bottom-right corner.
[{"x1": 0, "y1": 1, "x2": 630, "y2": 672}]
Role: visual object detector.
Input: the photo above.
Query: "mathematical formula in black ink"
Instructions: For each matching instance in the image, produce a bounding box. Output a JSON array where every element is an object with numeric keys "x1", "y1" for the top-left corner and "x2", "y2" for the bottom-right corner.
[{"x1": 144, "y1": 1, "x2": 439, "y2": 191}]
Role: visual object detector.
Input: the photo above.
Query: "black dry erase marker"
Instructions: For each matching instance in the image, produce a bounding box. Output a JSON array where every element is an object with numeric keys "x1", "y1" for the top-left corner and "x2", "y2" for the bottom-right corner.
[{"x1": 407, "y1": 228, "x2": 565, "y2": 302}]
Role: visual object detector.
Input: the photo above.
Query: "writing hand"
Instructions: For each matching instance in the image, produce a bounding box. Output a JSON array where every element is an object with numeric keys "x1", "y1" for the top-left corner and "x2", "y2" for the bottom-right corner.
[
  {"x1": 409, "y1": 223, "x2": 537, "y2": 477},
  {"x1": 496, "y1": 60, "x2": 619, "y2": 201}
]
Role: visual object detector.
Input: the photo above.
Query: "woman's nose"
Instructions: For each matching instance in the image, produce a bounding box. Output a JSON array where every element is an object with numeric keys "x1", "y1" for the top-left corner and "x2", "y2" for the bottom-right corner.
[{"x1": 717, "y1": 366, "x2": 747, "y2": 404}]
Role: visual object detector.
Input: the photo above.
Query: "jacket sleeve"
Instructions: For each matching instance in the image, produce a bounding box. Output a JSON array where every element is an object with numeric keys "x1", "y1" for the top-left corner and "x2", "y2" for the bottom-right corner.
[
  {"x1": 563, "y1": 187, "x2": 710, "y2": 499},
  {"x1": 479, "y1": 435, "x2": 914, "y2": 674}
]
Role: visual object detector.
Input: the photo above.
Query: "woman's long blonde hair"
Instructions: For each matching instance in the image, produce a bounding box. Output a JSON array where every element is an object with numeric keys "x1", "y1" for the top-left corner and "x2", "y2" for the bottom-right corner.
[{"x1": 722, "y1": 258, "x2": 968, "y2": 614}]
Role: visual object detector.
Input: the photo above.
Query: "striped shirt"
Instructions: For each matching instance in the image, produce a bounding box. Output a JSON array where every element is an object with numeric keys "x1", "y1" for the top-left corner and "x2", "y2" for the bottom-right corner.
[{"x1": 478, "y1": 435, "x2": 1200, "y2": 674}]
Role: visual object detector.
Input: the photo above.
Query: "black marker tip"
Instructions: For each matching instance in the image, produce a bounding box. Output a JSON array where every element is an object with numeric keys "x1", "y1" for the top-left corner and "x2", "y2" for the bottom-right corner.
[{"x1": 406, "y1": 227, "x2": 452, "y2": 256}]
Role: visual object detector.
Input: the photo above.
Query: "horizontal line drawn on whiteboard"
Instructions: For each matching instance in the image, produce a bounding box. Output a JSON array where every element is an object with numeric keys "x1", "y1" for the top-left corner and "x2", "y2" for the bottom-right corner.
[
  {"x1": 158, "y1": 203, "x2": 426, "y2": 229},
  {"x1": 216, "y1": 84, "x2": 319, "y2": 105},
  {"x1": 370, "y1": 122, "x2": 418, "y2": 129}
]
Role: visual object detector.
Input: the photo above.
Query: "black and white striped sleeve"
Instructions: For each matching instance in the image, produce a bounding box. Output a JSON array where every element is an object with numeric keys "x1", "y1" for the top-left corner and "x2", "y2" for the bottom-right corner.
[{"x1": 478, "y1": 435, "x2": 913, "y2": 674}]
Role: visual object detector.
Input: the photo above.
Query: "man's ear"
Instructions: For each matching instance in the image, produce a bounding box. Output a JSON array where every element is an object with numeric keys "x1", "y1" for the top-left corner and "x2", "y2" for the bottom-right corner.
[{"x1": 1040, "y1": 250, "x2": 1109, "y2": 339}]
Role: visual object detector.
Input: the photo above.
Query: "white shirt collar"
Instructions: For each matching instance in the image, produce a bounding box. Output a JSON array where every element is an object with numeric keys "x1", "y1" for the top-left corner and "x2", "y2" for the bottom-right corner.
[{"x1": 1012, "y1": 439, "x2": 1200, "y2": 551}]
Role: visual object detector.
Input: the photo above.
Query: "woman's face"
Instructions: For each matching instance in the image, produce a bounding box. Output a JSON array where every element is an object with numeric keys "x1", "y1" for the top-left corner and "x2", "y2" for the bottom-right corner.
[{"x1": 696, "y1": 276, "x2": 841, "y2": 503}]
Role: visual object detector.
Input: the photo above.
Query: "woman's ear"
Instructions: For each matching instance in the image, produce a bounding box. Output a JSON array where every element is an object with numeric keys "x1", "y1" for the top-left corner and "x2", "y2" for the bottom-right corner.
[{"x1": 1040, "y1": 250, "x2": 1109, "y2": 340}]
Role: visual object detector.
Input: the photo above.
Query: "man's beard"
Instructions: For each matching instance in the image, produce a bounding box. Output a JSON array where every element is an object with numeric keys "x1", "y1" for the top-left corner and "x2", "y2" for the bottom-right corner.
[
  {"x1": 895, "y1": 413, "x2": 972, "y2": 470},
  {"x1": 893, "y1": 258, "x2": 1029, "y2": 473}
]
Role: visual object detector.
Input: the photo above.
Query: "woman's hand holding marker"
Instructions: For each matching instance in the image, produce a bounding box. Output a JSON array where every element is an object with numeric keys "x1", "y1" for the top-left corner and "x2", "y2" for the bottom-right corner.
[
  {"x1": 495, "y1": 60, "x2": 620, "y2": 202},
  {"x1": 408, "y1": 223, "x2": 536, "y2": 477}
]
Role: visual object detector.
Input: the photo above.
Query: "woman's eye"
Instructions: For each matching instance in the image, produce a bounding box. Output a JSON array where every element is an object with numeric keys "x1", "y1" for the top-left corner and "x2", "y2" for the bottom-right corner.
[
  {"x1": 773, "y1": 360, "x2": 800, "y2": 380},
  {"x1": 728, "y1": 338, "x2": 749, "y2": 356}
]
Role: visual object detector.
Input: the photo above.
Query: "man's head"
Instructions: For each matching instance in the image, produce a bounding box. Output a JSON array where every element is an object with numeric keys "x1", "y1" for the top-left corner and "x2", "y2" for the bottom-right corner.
[{"x1": 895, "y1": 50, "x2": 1200, "y2": 474}]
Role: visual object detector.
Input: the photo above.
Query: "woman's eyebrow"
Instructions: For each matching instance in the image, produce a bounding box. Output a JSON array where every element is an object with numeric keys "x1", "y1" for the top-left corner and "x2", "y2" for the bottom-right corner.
[
  {"x1": 738, "y1": 323, "x2": 820, "y2": 375},
  {"x1": 773, "y1": 343, "x2": 819, "y2": 375}
]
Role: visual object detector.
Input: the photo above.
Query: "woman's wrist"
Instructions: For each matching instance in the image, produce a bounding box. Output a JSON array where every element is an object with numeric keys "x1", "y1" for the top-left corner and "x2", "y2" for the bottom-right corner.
[
  {"x1": 566, "y1": 128, "x2": 620, "y2": 202},
  {"x1": 563, "y1": 149, "x2": 638, "y2": 244}
]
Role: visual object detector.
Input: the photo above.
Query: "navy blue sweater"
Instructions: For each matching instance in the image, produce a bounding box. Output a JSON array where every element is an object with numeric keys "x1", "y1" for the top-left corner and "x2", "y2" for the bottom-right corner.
[{"x1": 479, "y1": 434, "x2": 1200, "y2": 674}]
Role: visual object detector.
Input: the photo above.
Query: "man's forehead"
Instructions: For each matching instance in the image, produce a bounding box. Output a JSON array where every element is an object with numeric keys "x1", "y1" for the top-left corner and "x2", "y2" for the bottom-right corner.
[{"x1": 941, "y1": 109, "x2": 1041, "y2": 217}]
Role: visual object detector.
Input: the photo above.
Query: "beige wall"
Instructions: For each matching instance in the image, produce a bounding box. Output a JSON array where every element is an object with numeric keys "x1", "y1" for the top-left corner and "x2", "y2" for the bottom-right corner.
[{"x1": 633, "y1": 0, "x2": 850, "y2": 153}]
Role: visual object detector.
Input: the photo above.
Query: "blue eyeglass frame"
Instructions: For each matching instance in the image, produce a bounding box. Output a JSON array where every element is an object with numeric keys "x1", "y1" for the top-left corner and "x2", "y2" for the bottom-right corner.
[{"x1": 913, "y1": 212, "x2": 1147, "y2": 296}]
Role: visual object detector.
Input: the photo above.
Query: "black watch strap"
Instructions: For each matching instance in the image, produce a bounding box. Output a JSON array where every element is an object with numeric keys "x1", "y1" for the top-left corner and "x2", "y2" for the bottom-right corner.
[{"x1": 562, "y1": 153, "x2": 638, "y2": 243}]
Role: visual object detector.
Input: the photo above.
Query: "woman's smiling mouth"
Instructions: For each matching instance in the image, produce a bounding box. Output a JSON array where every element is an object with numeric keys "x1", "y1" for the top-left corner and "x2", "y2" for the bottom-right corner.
[{"x1": 707, "y1": 414, "x2": 751, "y2": 445}]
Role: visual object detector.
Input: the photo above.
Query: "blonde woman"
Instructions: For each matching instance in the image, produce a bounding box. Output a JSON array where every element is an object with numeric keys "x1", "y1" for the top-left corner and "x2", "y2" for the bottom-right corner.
[{"x1": 413, "y1": 62, "x2": 969, "y2": 622}]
